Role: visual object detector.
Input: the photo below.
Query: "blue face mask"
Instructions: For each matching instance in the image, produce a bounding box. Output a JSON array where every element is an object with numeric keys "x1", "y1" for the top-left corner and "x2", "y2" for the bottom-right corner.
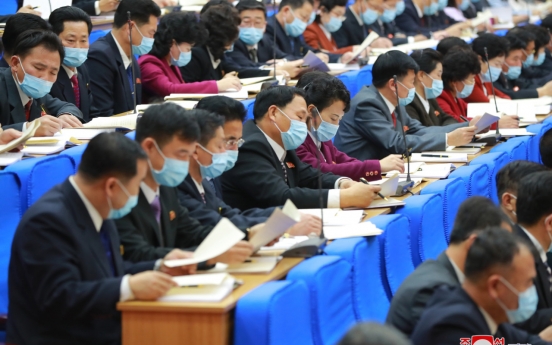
[
  {"x1": 323, "y1": 16, "x2": 343, "y2": 33},
  {"x1": 63, "y1": 47, "x2": 88, "y2": 67},
  {"x1": 313, "y1": 107, "x2": 339, "y2": 142},
  {"x1": 149, "y1": 140, "x2": 189, "y2": 187},
  {"x1": 471, "y1": 0, "x2": 480, "y2": 3},
  {"x1": 481, "y1": 65, "x2": 502, "y2": 83},
  {"x1": 308, "y1": 11, "x2": 316, "y2": 25},
  {"x1": 438, "y1": 0, "x2": 448, "y2": 11},
  {"x1": 505, "y1": 63, "x2": 522, "y2": 80},
  {"x1": 198, "y1": 145, "x2": 228, "y2": 179},
  {"x1": 224, "y1": 149, "x2": 239, "y2": 172},
  {"x1": 285, "y1": 10, "x2": 308, "y2": 37},
  {"x1": 533, "y1": 52, "x2": 545, "y2": 66},
  {"x1": 275, "y1": 108, "x2": 308, "y2": 150},
  {"x1": 496, "y1": 277, "x2": 538, "y2": 324},
  {"x1": 107, "y1": 180, "x2": 139, "y2": 219},
  {"x1": 171, "y1": 47, "x2": 192, "y2": 67},
  {"x1": 397, "y1": 81, "x2": 415, "y2": 106},
  {"x1": 240, "y1": 27, "x2": 264, "y2": 46},
  {"x1": 522, "y1": 51, "x2": 534, "y2": 68},
  {"x1": 362, "y1": 7, "x2": 379, "y2": 25},
  {"x1": 423, "y1": 2, "x2": 438, "y2": 15},
  {"x1": 423, "y1": 73, "x2": 444, "y2": 99},
  {"x1": 380, "y1": 9, "x2": 397, "y2": 23},
  {"x1": 459, "y1": 0, "x2": 470, "y2": 10},
  {"x1": 456, "y1": 81, "x2": 474, "y2": 98},
  {"x1": 132, "y1": 26, "x2": 154, "y2": 56},
  {"x1": 395, "y1": 1, "x2": 406, "y2": 15},
  {"x1": 15, "y1": 57, "x2": 53, "y2": 99}
]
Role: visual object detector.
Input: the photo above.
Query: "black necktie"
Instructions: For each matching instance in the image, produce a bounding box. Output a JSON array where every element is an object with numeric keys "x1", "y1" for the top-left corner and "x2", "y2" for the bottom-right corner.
[
  {"x1": 544, "y1": 259, "x2": 552, "y2": 293},
  {"x1": 99, "y1": 223, "x2": 116, "y2": 276},
  {"x1": 249, "y1": 48, "x2": 258, "y2": 63},
  {"x1": 126, "y1": 65, "x2": 134, "y2": 93}
]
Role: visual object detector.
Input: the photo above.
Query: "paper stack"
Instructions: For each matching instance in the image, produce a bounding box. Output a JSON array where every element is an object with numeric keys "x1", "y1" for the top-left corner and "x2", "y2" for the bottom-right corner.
[
  {"x1": 0, "y1": 152, "x2": 24, "y2": 167},
  {"x1": 387, "y1": 162, "x2": 454, "y2": 178},
  {"x1": 411, "y1": 153, "x2": 468, "y2": 163},
  {"x1": 207, "y1": 257, "x2": 281, "y2": 274},
  {"x1": 249, "y1": 200, "x2": 300, "y2": 252},
  {"x1": 81, "y1": 113, "x2": 138, "y2": 130},
  {"x1": 323, "y1": 221, "x2": 383, "y2": 240},
  {"x1": 159, "y1": 273, "x2": 236, "y2": 302},
  {"x1": 165, "y1": 88, "x2": 249, "y2": 101},
  {"x1": 0, "y1": 120, "x2": 40, "y2": 154}
]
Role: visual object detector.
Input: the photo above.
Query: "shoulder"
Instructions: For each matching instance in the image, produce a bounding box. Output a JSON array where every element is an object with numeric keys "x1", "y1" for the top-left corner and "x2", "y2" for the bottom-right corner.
[
  {"x1": 160, "y1": 185, "x2": 180, "y2": 205},
  {"x1": 139, "y1": 54, "x2": 163, "y2": 65},
  {"x1": 88, "y1": 36, "x2": 111, "y2": 56}
]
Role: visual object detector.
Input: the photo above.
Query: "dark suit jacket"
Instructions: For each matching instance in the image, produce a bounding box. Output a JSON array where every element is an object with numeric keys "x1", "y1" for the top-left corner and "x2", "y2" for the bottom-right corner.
[
  {"x1": 333, "y1": 7, "x2": 368, "y2": 48},
  {"x1": 0, "y1": 57, "x2": 9, "y2": 68},
  {"x1": 367, "y1": 20, "x2": 408, "y2": 46},
  {"x1": 72, "y1": 0, "x2": 97, "y2": 16},
  {"x1": 0, "y1": 68, "x2": 83, "y2": 131},
  {"x1": 493, "y1": 73, "x2": 539, "y2": 100},
  {"x1": 394, "y1": 0, "x2": 436, "y2": 37},
  {"x1": 411, "y1": 286, "x2": 549, "y2": 345},
  {"x1": 220, "y1": 120, "x2": 341, "y2": 210},
  {"x1": 49, "y1": 64, "x2": 100, "y2": 122},
  {"x1": 85, "y1": 32, "x2": 142, "y2": 117},
  {"x1": 406, "y1": 93, "x2": 459, "y2": 127},
  {"x1": 177, "y1": 175, "x2": 275, "y2": 229},
  {"x1": 333, "y1": 85, "x2": 465, "y2": 160},
  {"x1": 7, "y1": 180, "x2": 154, "y2": 345},
  {"x1": 114, "y1": 186, "x2": 214, "y2": 262},
  {"x1": 227, "y1": 36, "x2": 293, "y2": 68}
]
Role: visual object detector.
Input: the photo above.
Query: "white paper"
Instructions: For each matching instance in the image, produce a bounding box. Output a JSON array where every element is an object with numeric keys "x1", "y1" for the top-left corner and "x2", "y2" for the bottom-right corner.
[
  {"x1": 82, "y1": 114, "x2": 138, "y2": 130},
  {"x1": 249, "y1": 208, "x2": 298, "y2": 252},
  {"x1": 323, "y1": 221, "x2": 383, "y2": 240},
  {"x1": 445, "y1": 146, "x2": 481, "y2": 154},
  {"x1": 258, "y1": 236, "x2": 310, "y2": 253},
  {"x1": 0, "y1": 152, "x2": 24, "y2": 166},
  {"x1": 0, "y1": 120, "x2": 40, "y2": 154},
  {"x1": 342, "y1": 31, "x2": 379, "y2": 63},
  {"x1": 327, "y1": 63, "x2": 360, "y2": 71},
  {"x1": 474, "y1": 113, "x2": 501, "y2": 133},
  {"x1": 207, "y1": 257, "x2": 280, "y2": 274},
  {"x1": 470, "y1": 10, "x2": 493, "y2": 27},
  {"x1": 61, "y1": 128, "x2": 114, "y2": 140},
  {"x1": 164, "y1": 218, "x2": 245, "y2": 267},
  {"x1": 23, "y1": 0, "x2": 71, "y2": 18},
  {"x1": 372, "y1": 39, "x2": 440, "y2": 54},
  {"x1": 378, "y1": 173, "x2": 399, "y2": 197},
  {"x1": 159, "y1": 276, "x2": 235, "y2": 302},
  {"x1": 299, "y1": 209, "x2": 363, "y2": 226},
  {"x1": 497, "y1": 96, "x2": 552, "y2": 106},
  {"x1": 22, "y1": 136, "x2": 67, "y2": 155},
  {"x1": 497, "y1": 128, "x2": 537, "y2": 137},
  {"x1": 369, "y1": 177, "x2": 423, "y2": 189},
  {"x1": 366, "y1": 197, "x2": 406, "y2": 209},
  {"x1": 467, "y1": 103, "x2": 512, "y2": 118},
  {"x1": 282, "y1": 199, "x2": 301, "y2": 221},
  {"x1": 411, "y1": 153, "x2": 468, "y2": 163},
  {"x1": 388, "y1": 163, "x2": 453, "y2": 178},
  {"x1": 165, "y1": 89, "x2": 249, "y2": 100},
  {"x1": 172, "y1": 273, "x2": 230, "y2": 287},
  {"x1": 240, "y1": 76, "x2": 274, "y2": 86}
]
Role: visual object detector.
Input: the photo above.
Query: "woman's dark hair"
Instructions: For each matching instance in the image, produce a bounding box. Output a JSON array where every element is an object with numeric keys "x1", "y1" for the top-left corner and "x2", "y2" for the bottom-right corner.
[
  {"x1": 523, "y1": 24, "x2": 550, "y2": 52},
  {"x1": 442, "y1": 47, "x2": 480, "y2": 91},
  {"x1": 436, "y1": 37, "x2": 469, "y2": 56},
  {"x1": 471, "y1": 33, "x2": 509, "y2": 60},
  {"x1": 149, "y1": 12, "x2": 208, "y2": 59},
  {"x1": 201, "y1": 5, "x2": 241, "y2": 60},
  {"x1": 297, "y1": 72, "x2": 351, "y2": 112},
  {"x1": 315, "y1": 0, "x2": 347, "y2": 23},
  {"x1": 409, "y1": 49, "x2": 443, "y2": 75}
]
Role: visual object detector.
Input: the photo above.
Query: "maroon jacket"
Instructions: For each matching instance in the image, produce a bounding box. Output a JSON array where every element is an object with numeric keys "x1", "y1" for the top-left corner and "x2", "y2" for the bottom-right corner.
[{"x1": 296, "y1": 134, "x2": 382, "y2": 182}]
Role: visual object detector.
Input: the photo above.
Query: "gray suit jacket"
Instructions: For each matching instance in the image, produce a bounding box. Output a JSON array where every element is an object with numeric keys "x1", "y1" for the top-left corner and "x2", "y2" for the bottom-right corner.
[{"x1": 334, "y1": 85, "x2": 465, "y2": 160}]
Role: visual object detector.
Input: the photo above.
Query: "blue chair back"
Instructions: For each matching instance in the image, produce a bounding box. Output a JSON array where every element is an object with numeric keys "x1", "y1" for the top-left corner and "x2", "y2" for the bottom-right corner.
[
  {"x1": 356, "y1": 65, "x2": 373, "y2": 92},
  {"x1": 469, "y1": 151, "x2": 509, "y2": 203},
  {"x1": 490, "y1": 137, "x2": 527, "y2": 161},
  {"x1": 337, "y1": 71, "x2": 359, "y2": 97},
  {"x1": 234, "y1": 281, "x2": 313, "y2": 345},
  {"x1": 241, "y1": 99, "x2": 256, "y2": 122},
  {"x1": 396, "y1": 194, "x2": 446, "y2": 266},
  {"x1": 325, "y1": 237, "x2": 390, "y2": 322},
  {"x1": 527, "y1": 122, "x2": 552, "y2": 163},
  {"x1": 287, "y1": 256, "x2": 356, "y2": 345},
  {"x1": 60, "y1": 143, "x2": 88, "y2": 169},
  {"x1": 0, "y1": 0, "x2": 17, "y2": 14},
  {"x1": 89, "y1": 29, "x2": 110, "y2": 44},
  {"x1": 125, "y1": 131, "x2": 136, "y2": 140},
  {"x1": 448, "y1": 164, "x2": 489, "y2": 197}
]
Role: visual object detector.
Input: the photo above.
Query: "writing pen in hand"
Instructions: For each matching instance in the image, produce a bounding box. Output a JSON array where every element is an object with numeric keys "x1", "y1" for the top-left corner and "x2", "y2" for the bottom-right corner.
[{"x1": 359, "y1": 177, "x2": 388, "y2": 201}]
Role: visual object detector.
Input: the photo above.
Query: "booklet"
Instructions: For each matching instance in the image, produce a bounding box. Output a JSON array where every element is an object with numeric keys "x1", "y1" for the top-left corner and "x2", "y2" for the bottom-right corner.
[{"x1": 0, "y1": 119, "x2": 40, "y2": 154}]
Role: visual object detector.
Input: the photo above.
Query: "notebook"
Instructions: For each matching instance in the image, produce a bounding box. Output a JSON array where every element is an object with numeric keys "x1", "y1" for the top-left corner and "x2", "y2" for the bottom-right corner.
[
  {"x1": 159, "y1": 275, "x2": 236, "y2": 302},
  {"x1": 249, "y1": 200, "x2": 300, "y2": 252},
  {"x1": 0, "y1": 120, "x2": 40, "y2": 154},
  {"x1": 0, "y1": 152, "x2": 24, "y2": 166},
  {"x1": 323, "y1": 221, "x2": 383, "y2": 240},
  {"x1": 81, "y1": 114, "x2": 138, "y2": 130},
  {"x1": 299, "y1": 209, "x2": 364, "y2": 226},
  {"x1": 387, "y1": 162, "x2": 454, "y2": 178},
  {"x1": 207, "y1": 257, "x2": 281, "y2": 274}
]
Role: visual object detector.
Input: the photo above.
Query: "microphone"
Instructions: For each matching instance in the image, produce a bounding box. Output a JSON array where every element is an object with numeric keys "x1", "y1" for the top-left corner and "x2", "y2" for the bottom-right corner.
[
  {"x1": 127, "y1": 11, "x2": 138, "y2": 117},
  {"x1": 475, "y1": 47, "x2": 501, "y2": 145},
  {"x1": 393, "y1": 75, "x2": 414, "y2": 196}
]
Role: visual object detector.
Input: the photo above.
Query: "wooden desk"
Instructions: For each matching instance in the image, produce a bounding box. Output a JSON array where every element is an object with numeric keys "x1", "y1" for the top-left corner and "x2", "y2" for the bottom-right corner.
[{"x1": 118, "y1": 258, "x2": 303, "y2": 345}]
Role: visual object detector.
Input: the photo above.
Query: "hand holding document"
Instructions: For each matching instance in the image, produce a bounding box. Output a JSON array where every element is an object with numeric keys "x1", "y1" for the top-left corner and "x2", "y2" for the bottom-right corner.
[
  {"x1": 474, "y1": 113, "x2": 501, "y2": 134},
  {"x1": 81, "y1": 113, "x2": 138, "y2": 130},
  {"x1": 0, "y1": 120, "x2": 40, "y2": 154},
  {"x1": 249, "y1": 200, "x2": 300, "y2": 252},
  {"x1": 342, "y1": 32, "x2": 379, "y2": 64}
]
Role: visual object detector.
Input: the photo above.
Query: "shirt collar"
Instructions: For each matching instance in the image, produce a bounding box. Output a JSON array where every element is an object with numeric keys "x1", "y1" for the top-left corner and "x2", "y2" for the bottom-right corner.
[
  {"x1": 521, "y1": 226, "x2": 548, "y2": 263},
  {"x1": 207, "y1": 48, "x2": 221, "y2": 70},
  {"x1": 350, "y1": 6, "x2": 364, "y2": 26},
  {"x1": 319, "y1": 23, "x2": 332, "y2": 40},
  {"x1": 140, "y1": 182, "x2": 159, "y2": 205},
  {"x1": 112, "y1": 32, "x2": 131, "y2": 70},
  {"x1": 447, "y1": 255, "x2": 465, "y2": 284},
  {"x1": 478, "y1": 306, "x2": 498, "y2": 335},
  {"x1": 12, "y1": 74, "x2": 31, "y2": 106},
  {"x1": 308, "y1": 130, "x2": 321, "y2": 149},
  {"x1": 246, "y1": 43, "x2": 259, "y2": 50},
  {"x1": 414, "y1": 2, "x2": 424, "y2": 18},
  {"x1": 379, "y1": 91, "x2": 397, "y2": 116},
  {"x1": 192, "y1": 178, "x2": 205, "y2": 195},
  {"x1": 416, "y1": 92, "x2": 430, "y2": 113},
  {"x1": 62, "y1": 65, "x2": 78, "y2": 79},
  {"x1": 69, "y1": 176, "x2": 103, "y2": 232},
  {"x1": 258, "y1": 125, "x2": 286, "y2": 162}
]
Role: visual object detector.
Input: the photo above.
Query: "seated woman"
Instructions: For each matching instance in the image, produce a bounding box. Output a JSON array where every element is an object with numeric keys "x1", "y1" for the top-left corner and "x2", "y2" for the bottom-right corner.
[{"x1": 295, "y1": 71, "x2": 404, "y2": 181}]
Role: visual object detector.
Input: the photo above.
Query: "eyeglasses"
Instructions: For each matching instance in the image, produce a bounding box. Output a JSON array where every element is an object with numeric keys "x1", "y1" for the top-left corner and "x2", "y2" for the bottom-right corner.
[{"x1": 225, "y1": 138, "x2": 245, "y2": 148}]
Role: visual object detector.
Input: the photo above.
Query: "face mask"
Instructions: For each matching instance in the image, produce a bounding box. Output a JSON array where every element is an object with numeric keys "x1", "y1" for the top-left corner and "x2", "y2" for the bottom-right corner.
[
  {"x1": 15, "y1": 57, "x2": 53, "y2": 99},
  {"x1": 481, "y1": 65, "x2": 502, "y2": 83},
  {"x1": 132, "y1": 26, "x2": 154, "y2": 55},
  {"x1": 240, "y1": 27, "x2": 264, "y2": 46},
  {"x1": 362, "y1": 7, "x2": 379, "y2": 25},
  {"x1": 471, "y1": 0, "x2": 480, "y2": 3},
  {"x1": 275, "y1": 108, "x2": 308, "y2": 150},
  {"x1": 422, "y1": 73, "x2": 444, "y2": 99},
  {"x1": 505, "y1": 63, "x2": 522, "y2": 80},
  {"x1": 423, "y1": 2, "x2": 438, "y2": 15},
  {"x1": 224, "y1": 149, "x2": 239, "y2": 172},
  {"x1": 456, "y1": 81, "x2": 474, "y2": 98},
  {"x1": 496, "y1": 277, "x2": 538, "y2": 324},
  {"x1": 533, "y1": 52, "x2": 545, "y2": 66},
  {"x1": 522, "y1": 52, "x2": 534, "y2": 68},
  {"x1": 430, "y1": 2, "x2": 439, "y2": 13},
  {"x1": 149, "y1": 140, "x2": 189, "y2": 187},
  {"x1": 107, "y1": 180, "x2": 139, "y2": 219},
  {"x1": 308, "y1": 11, "x2": 316, "y2": 25},
  {"x1": 397, "y1": 81, "x2": 415, "y2": 106},
  {"x1": 285, "y1": 10, "x2": 308, "y2": 37},
  {"x1": 323, "y1": 15, "x2": 343, "y2": 32},
  {"x1": 438, "y1": 0, "x2": 448, "y2": 11},
  {"x1": 171, "y1": 47, "x2": 192, "y2": 67},
  {"x1": 459, "y1": 0, "x2": 470, "y2": 10},
  {"x1": 198, "y1": 145, "x2": 228, "y2": 179},
  {"x1": 395, "y1": 1, "x2": 406, "y2": 15},
  {"x1": 380, "y1": 8, "x2": 397, "y2": 23},
  {"x1": 63, "y1": 47, "x2": 88, "y2": 67},
  {"x1": 313, "y1": 108, "x2": 339, "y2": 142}
]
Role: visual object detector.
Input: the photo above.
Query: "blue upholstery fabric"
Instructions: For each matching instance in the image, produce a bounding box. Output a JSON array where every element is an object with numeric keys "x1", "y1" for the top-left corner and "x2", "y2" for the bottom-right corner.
[
  {"x1": 527, "y1": 122, "x2": 552, "y2": 163},
  {"x1": 420, "y1": 178, "x2": 467, "y2": 242},
  {"x1": 89, "y1": 29, "x2": 110, "y2": 45},
  {"x1": 0, "y1": 0, "x2": 17, "y2": 15},
  {"x1": 242, "y1": 98, "x2": 256, "y2": 122},
  {"x1": 448, "y1": 164, "x2": 489, "y2": 197},
  {"x1": 469, "y1": 151, "x2": 509, "y2": 203},
  {"x1": 0, "y1": 172, "x2": 20, "y2": 315},
  {"x1": 325, "y1": 237, "x2": 390, "y2": 322},
  {"x1": 234, "y1": 281, "x2": 313, "y2": 345},
  {"x1": 356, "y1": 65, "x2": 373, "y2": 93},
  {"x1": 490, "y1": 136, "x2": 528, "y2": 161},
  {"x1": 125, "y1": 131, "x2": 136, "y2": 140},
  {"x1": 396, "y1": 194, "x2": 446, "y2": 266},
  {"x1": 287, "y1": 256, "x2": 356, "y2": 345},
  {"x1": 337, "y1": 71, "x2": 359, "y2": 97},
  {"x1": 60, "y1": 143, "x2": 88, "y2": 168}
]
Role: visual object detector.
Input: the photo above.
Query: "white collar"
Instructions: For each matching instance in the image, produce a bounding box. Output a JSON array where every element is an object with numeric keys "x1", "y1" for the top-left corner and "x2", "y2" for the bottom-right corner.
[
  {"x1": 140, "y1": 182, "x2": 159, "y2": 205},
  {"x1": 69, "y1": 176, "x2": 103, "y2": 232},
  {"x1": 111, "y1": 32, "x2": 131, "y2": 70},
  {"x1": 12, "y1": 74, "x2": 31, "y2": 106},
  {"x1": 478, "y1": 306, "x2": 498, "y2": 335},
  {"x1": 447, "y1": 255, "x2": 465, "y2": 284},
  {"x1": 258, "y1": 125, "x2": 286, "y2": 162},
  {"x1": 207, "y1": 48, "x2": 221, "y2": 70},
  {"x1": 62, "y1": 65, "x2": 78, "y2": 79},
  {"x1": 350, "y1": 6, "x2": 364, "y2": 26},
  {"x1": 319, "y1": 23, "x2": 332, "y2": 40},
  {"x1": 413, "y1": 2, "x2": 424, "y2": 18},
  {"x1": 521, "y1": 226, "x2": 548, "y2": 264},
  {"x1": 378, "y1": 90, "x2": 397, "y2": 116},
  {"x1": 192, "y1": 178, "x2": 205, "y2": 195},
  {"x1": 416, "y1": 92, "x2": 430, "y2": 113}
]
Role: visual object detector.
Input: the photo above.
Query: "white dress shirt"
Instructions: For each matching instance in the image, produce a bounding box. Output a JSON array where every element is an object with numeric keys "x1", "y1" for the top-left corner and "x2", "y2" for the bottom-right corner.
[
  {"x1": 140, "y1": 182, "x2": 160, "y2": 204},
  {"x1": 62, "y1": 65, "x2": 79, "y2": 88},
  {"x1": 319, "y1": 23, "x2": 332, "y2": 40},
  {"x1": 521, "y1": 226, "x2": 548, "y2": 264},
  {"x1": 478, "y1": 306, "x2": 498, "y2": 335},
  {"x1": 191, "y1": 178, "x2": 206, "y2": 195},
  {"x1": 112, "y1": 32, "x2": 132, "y2": 70},
  {"x1": 207, "y1": 48, "x2": 222, "y2": 70},
  {"x1": 416, "y1": 92, "x2": 430, "y2": 113},
  {"x1": 414, "y1": 2, "x2": 424, "y2": 18}
]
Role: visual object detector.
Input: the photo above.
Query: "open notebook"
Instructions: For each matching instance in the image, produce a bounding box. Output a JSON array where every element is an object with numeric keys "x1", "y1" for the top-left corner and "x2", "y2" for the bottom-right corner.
[
  {"x1": 387, "y1": 162, "x2": 454, "y2": 179},
  {"x1": 159, "y1": 273, "x2": 236, "y2": 302}
]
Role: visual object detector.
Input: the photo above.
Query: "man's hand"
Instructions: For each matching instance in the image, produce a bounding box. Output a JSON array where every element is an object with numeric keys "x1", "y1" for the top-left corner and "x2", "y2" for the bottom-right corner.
[
  {"x1": 280, "y1": 59, "x2": 304, "y2": 78},
  {"x1": 128, "y1": 271, "x2": 177, "y2": 301},
  {"x1": 17, "y1": 4, "x2": 41, "y2": 16},
  {"x1": 217, "y1": 76, "x2": 242, "y2": 92},
  {"x1": 339, "y1": 182, "x2": 380, "y2": 208},
  {"x1": 468, "y1": 115, "x2": 481, "y2": 127},
  {"x1": 414, "y1": 34, "x2": 428, "y2": 42},
  {"x1": 537, "y1": 80, "x2": 552, "y2": 97},
  {"x1": 379, "y1": 154, "x2": 405, "y2": 173},
  {"x1": 315, "y1": 53, "x2": 330, "y2": 63},
  {"x1": 341, "y1": 52, "x2": 356, "y2": 64},
  {"x1": 338, "y1": 179, "x2": 355, "y2": 189},
  {"x1": 160, "y1": 249, "x2": 197, "y2": 276},
  {"x1": 58, "y1": 114, "x2": 83, "y2": 128},
  {"x1": 498, "y1": 115, "x2": 520, "y2": 129},
  {"x1": 370, "y1": 37, "x2": 393, "y2": 49},
  {"x1": 432, "y1": 30, "x2": 448, "y2": 40},
  {"x1": 0, "y1": 128, "x2": 23, "y2": 150},
  {"x1": 208, "y1": 241, "x2": 253, "y2": 264},
  {"x1": 540, "y1": 325, "x2": 552, "y2": 341},
  {"x1": 288, "y1": 213, "x2": 322, "y2": 236},
  {"x1": 447, "y1": 126, "x2": 477, "y2": 146},
  {"x1": 33, "y1": 116, "x2": 62, "y2": 137},
  {"x1": 98, "y1": 0, "x2": 120, "y2": 12}
]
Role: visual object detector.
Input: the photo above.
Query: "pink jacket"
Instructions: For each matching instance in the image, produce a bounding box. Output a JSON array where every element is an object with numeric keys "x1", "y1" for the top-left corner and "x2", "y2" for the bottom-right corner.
[{"x1": 138, "y1": 54, "x2": 218, "y2": 103}]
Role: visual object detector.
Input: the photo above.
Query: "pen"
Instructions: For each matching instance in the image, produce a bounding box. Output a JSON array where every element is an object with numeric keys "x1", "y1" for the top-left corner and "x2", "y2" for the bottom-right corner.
[
  {"x1": 40, "y1": 105, "x2": 47, "y2": 116},
  {"x1": 359, "y1": 177, "x2": 388, "y2": 201},
  {"x1": 32, "y1": 6, "x2": 39, "y2": 9},
  {"x1": 421, "y1": 154, "x2": 449, "y2": 158}
]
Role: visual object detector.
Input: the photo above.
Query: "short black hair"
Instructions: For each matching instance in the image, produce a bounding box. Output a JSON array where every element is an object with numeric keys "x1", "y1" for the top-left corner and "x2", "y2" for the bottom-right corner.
[
  {"x1": 196, "y1": 96, "x2": 247, "y2": 122},
  {"x1": 113, "y1": 0, "x2": 161, "y2": 29},
  {"x1": 3, "y1": 13, "x2": 50, "y2": 55},
  {"x1": 236, "y1": 0, "x2": 267, "y2": 17},
  {"x1": 135, "y1": 103, "x2": 200, "y2": 147},
  {"x1": 79, "y1": 132, "x2": 147, "y2": 182},
  {"x1": 297, "y1": 72, "x2": 351, "y2": 113},
  {"x1": 471, "y1": 33, "x2": 509, "y2": 60},
  {"x1": 517, "y1": 171, "x2": 552, "y2": 226},
  {"x1": 149, "y1": 12, "x2": 207, "y2": 60},
  {"x1": 540, "y1": 128, "x2": 552, "y2": 168},
  {"x1": 253, "y1": 86, "x2": 307, "y2": 120},
  {"x1": 496, "y1": 160, "x2": 549, "y2": 201},
  {"x1": 409, "y1": 48, "x2": 443, "y2": 75},
  {"x1": 505, "y1": 34, "x2": 527, "y2": 52},
  {"x1": 319, "y1": 0, "x2": 348, "y2": 13},
  {"x1": 436, "y1": 37, "x2": 469, "y2": 56},
  {"x1": 372, "y1": 51, "x2": 419, "y2": 88},
  {"x1": 442, "y1": 48, "x2": 481, "y2": 91},
  {"x1": 49, "y1": 6, "x2": 92, "y2": 36},
  {"x1": 201, "y1": 5, "x2": 241, "y2": 60},
  {"x1": 507, "y1": 27, "x2": 536, "y2": 47},
  {"x1": 13, "y1": 30, "x2": 65, "y2": 62},
  {"x1": 541, "y1": 13, "x2": 552, "y2": 32},
  {"x1": 279, "y1": 0, "x2": 314, "y2": 11},
  {"x1": 524, "y1": 24, "x2": 550, "y2": 52},
  {"x1": 449, "y1": 196, "x2": 506, "y2": 244},
  {"x1": 464, "y1": 227, "x2": 525, "y2": 282},
  {"x1": 200, "y1": 0, "x2": 232, "y2": 14},
  {"x1": 337, "y1": 323, "x2": 412, "y2": 345},
  {"x1": 193, "y1": 109, "x2": 225, "y2": 146}
]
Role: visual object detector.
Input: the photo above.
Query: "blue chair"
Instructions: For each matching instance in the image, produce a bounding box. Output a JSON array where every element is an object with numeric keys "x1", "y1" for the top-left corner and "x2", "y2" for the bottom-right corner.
[
  {"x1": 356, "y1": 65, "x2": 373, "y2": 92},
  {"x1": 0, "y1": 0, "x2": 17, "y2": 15},
  {"x1": 241, "y1": 99, "x2": 256, "y2": 122},
  {"x1": 0, "y1": 172, "x2": 21, "y2": 315},
  {"x1": 234, "y1": 281, "x2": 313, "y2": 345},
  {"x1": 60, "y1": 143, "x2": 88, "y2": 168},
  {"x1": 337, "y1": 71, "x2": 359, "y2": 97},
  {"x1": 125, "y1": 131, "x2": 136, "y2": 140},
  {"x1": 420, "y1": 178, "x2": 467, "y2": 242},
  {"x1": 490, "y1": 137, "x2": 527, "y2": 161},
  {"x1": 287, "y1": 256, "x2": 356, "y2": 345},
  {"x1": 469, "y1": 151, "x2": 509, "y2": 203},
  {"x1": 448, "y1": 164, "x2": 489, "y2": 197},
  {"x1": 494, "y1": 29, "x2": 508, "y2": 36},
  {"x1": 89, "y1": 29, "x2": 110, "y2": 44},
  {"x1": 396, "y1": 194, "x2": 446, "y2": 266},
  {"x1": 370, "y1": 214, "x2": 414, "y2": 296},
  {"x1": 325, "y1": 237, "x2": 390, "y2": 322},
  {"x1": 527, "y1": 122, "x2": 552, "y2": 163}
]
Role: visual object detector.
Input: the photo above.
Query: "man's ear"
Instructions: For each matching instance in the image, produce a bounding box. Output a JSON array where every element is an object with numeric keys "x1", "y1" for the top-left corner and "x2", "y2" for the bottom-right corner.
[{"x1": 267, "y1": 105, "x2": 279, "y2": 122}]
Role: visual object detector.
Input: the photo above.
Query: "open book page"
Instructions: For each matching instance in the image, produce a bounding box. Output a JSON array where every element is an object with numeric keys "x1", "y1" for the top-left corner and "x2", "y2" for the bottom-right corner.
[
  {"x1": 0, "y1": 119, "x2": 40, "y2": 154},
  {"x1": 82, "y1": 114, "x2": 138, "y2": 130},
  {"x1": 323, "y1": 221, "x2": 383, "y2": 240}
]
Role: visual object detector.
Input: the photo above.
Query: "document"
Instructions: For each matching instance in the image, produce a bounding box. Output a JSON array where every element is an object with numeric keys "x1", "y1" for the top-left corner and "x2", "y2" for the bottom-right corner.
[
  {"x1": 378, "y1": 173, "x2": 399, "y2": 197},
  {"x1": 239, "y1": 76, "x2": 274, "y2": 86},
  {"x1": 467, "y1": 103, "x2": 512, "y2": 118},
  {"x1": 172, "y1": 273, "x2": 230, "y2": 287},
  {"x1": 0, "y1": 120, "x2": 40, "y2": 154},
  {"x1": 164, "y1": 218, "x2": 246, "y2": 267},
  {"x1": 81, "y1": 114, "x2": 138, "y2": 130},
  {"x1": 249, "y1": 200, "x2": 300, "y2": 252},
  {"x1": 366, "y1": 197, "x2": 406, "y2": 209},
  {"x1": 445, "y1": 146, "x2": 481, "y2": 154},
  {"x1": 207, "y1": 257, "x2": 280, "y2": 274},
  {"x1": 323, "y1": 221, "x2": 383, "y2": 240},
  {"x1": 299, "y1": 209, "x2": 364, "y2": 226},
  {"x1": 22, "y1": 138, "x2": 67, "y2": 155},
  {"x1": 136, "y1": 101, "x2": 198, "y2": 112},
  {"x1": 474, "y1": 113, "x2": 501, "y2": 133},
  {"x1": 159, "y1": 275, "x2": 236, "y2": 302},
  {"x1": 61, "y1": 128, "x2": 114, "y2": 140},
  {"x1": 495, "y1": 128, "x2": 537, "y2": 137},
  {"x1": 258, "y1": 236, "x2": 310, "y2": 254},
  {"x1": 165, "y1": 88, "x2": 249, "y2": 100},
  {"x1": 0, "y1": 152, "x2": 24, "y2": 167},
  {"x1": 302, "y1": 51, "x2": 330, "y2": 72},
  {"x1": 327, "y1": 63, "x2": 360, "y2": 71},
  {"x1": 470, "y1": 10, "x2": 493, "y2": 27},
  {"x1": 23, "y1": 0, "x2": 71, "y2": 18},
  {"x1": 370, "y1": 177, "x2": 423, "y2": 189},
  {"x1": 342, "y1": 31, "x2": 379, "y2": 64},
  {"x1": 388, "y1": 163, "x2": 453, "y2": 178},
  {"x1": 411, "y1": 153, "x2": 468, "y2": 163}
]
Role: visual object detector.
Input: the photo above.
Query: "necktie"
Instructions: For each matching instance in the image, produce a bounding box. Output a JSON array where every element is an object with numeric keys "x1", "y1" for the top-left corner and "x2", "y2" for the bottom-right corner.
[
  {"x1": 70, "y1": 75, "x2": 81, "y2": 109},
  {"x1": 99, "y1": 224, "x2": 116, "y2": 276},
  {"x1": 200, "y1": 192, "x2": 206, "y2": 203},
  {"x1": 391, "y1": 111, "x2": 397, "y2": 128},
  {"x1": 126, "y1": 65, "x2": 134, "y2": 93},
  {"x1": 544, "y1": 260, "x2": 552, "y2": 293},
  {"x1": 150, "y1": 195, "x2": 161, "y2": 225},
  {"x1": 24, "y1": 100, "x2": 32, "y2": 121},
  {"x1": 280, "y1": 161, "x2": 289, "y2": 185},
  {"x1": 249, "y1": 48, "x2": 258, "y2": 63}
]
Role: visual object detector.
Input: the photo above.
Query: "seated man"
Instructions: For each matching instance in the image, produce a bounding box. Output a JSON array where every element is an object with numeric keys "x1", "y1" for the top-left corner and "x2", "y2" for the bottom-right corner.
[
  {"x1": 334, "y1": 50, "x2": 475, "y2": 161},
  {"x1": 86, "y1": 0, "x2": 160, "y2": 117},
  {"x1": 0, "y1": 30, "x2": 83, "y2": 136},
  {"x1": 0, "y1": 13, "x2": 50, "y2": 68},
  {"x1": 7, "y1": 132, "x2": 193, "y2": 344},
  {"x1": 220, "y1": 86, "x2": 381, "y2": 210},
  {"x1": 541, "y1": 128, "x2": 552, "y2": 169}
]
